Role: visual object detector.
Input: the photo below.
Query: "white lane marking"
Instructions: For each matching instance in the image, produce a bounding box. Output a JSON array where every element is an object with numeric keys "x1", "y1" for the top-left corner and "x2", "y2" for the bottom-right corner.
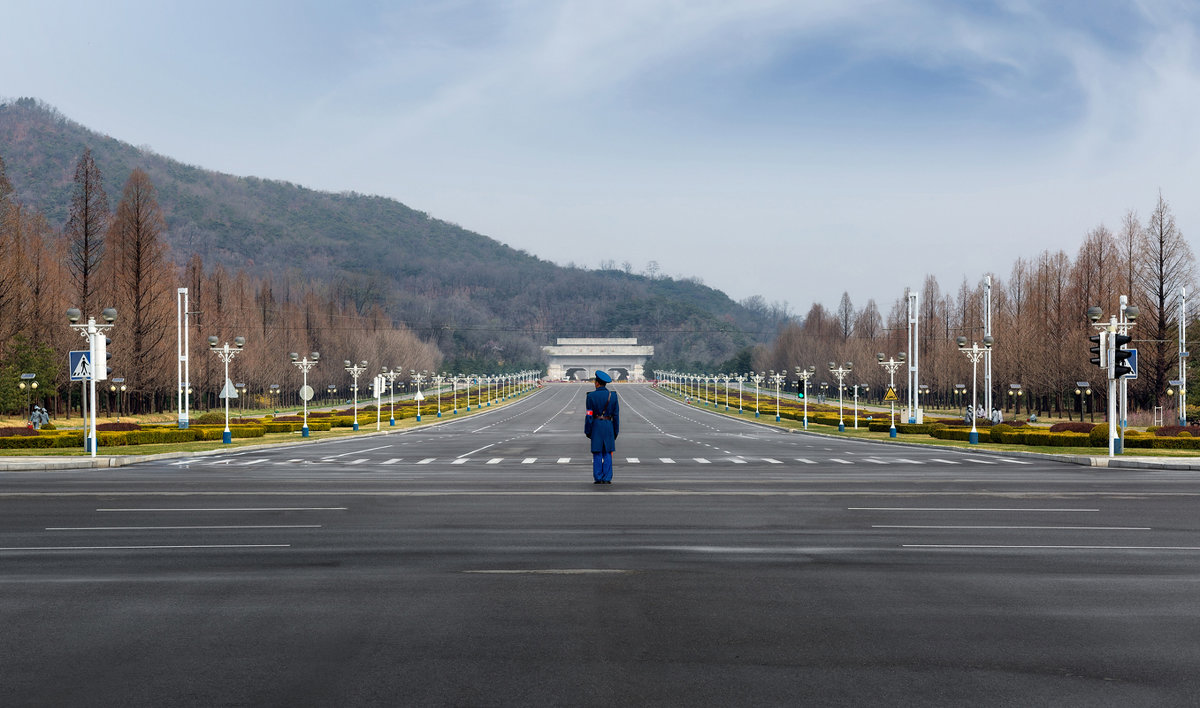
[
  {"x1": 557, "y1": 458, "x2": 571, "y2": 464},
  {"x1": 730, "y1": 458, "x2": 747, "y2": 464},
  {"x1": 381, "y1": 458, "x2": 402, "y2": 465},
  {"x1": 862, "y1": 458, "x2": 888, "y2": 465},
  {"x1": 795, "y1": 458, "x2": 815, "y2": 464},
  {"x1": 0, "y1": 544, "x2": 291, "y2": 551},
  {"x1": 241, "y1": 459, "x2": 268, "y2": 466},
  {"x1": 894, "y1": 459, "x2": 921, "y2": 464},
  {"x1": 904, "y1": 544, "x2": 1200, "y2": 551},
  {"x1": 348, "y1": 459, "x2": 368, "y2": 465},
  {"x1": 971, "y1": 459, "x2": 997, "y2": 465},
  {"x1": 830, "y1": 459, "x2": 852, "y2": 465},
  {"x1": 459, "y1": 443, "x2": 495, "y2": 458},
  {"x1": 355, "y1": 445, "x2": 392, "y2": 455},
  {"x1": 849, "y1": 508, "x2": 1099, "y2": 512},
  {"x1": 487, "y1": 458, "x2": 503, "y2": 464},
  {"x1": 463, "y1": 569, "x2": 633, "y2": 575},
  {"x1": 417, "y1": 458, "x2": 436, "y2": 464},
  {"x1": 660, "y1": 458, "x2": 676, "y2": 464},
  {"x1": 451, "y1": 458, "x2": 469, "y2": 465},
  {"x1": 763, "y1": 458, "x2": 782, "y2": 464},
  {"x1": 97, "y1": 507, "x2": 347, "y2": 512},
  {"x1": 873, "y1": 525, "x2": 1151, "y2": 530},
  {"x1": 48, "y1": 525, "x2": 322, "y2": 530},
  {"x1": 993, "y1": 458, "x2": 1032, "y2": 464},
  {"x1": 694, "y1": 458, "x2": 711, "y2": 464},
  {"x1": 930, "y1": 459, "x2": 961, "y2": 465},
  {"x1": 627, "y1": 457, "x2": 640, "y2": 463},
  {"x1": 523, "y1": 458, "x2": 537, "y2": 464}
]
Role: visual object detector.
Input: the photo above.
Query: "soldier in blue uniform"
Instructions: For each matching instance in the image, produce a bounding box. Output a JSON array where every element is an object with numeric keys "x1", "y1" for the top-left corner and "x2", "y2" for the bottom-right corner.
[{"x1": 584, "y1": 370, "x2": 620, "y2": 484}]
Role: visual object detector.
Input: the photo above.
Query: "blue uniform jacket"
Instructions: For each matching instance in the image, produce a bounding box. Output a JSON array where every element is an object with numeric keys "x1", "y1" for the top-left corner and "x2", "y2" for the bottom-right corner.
[{"x1": 584, "y1": 386, "x2": 619, "y2": 453}]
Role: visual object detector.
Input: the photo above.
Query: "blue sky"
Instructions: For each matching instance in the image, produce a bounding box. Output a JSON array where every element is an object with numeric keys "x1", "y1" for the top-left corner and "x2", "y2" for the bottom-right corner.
[{"x1": 5, "y1": 0, "x2": 1200, "y2": 315}]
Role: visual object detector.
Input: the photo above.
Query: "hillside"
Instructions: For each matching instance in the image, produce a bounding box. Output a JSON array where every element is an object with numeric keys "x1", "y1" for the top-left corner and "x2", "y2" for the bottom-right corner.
[{"x1": 0, "y1": 98, "x2": 787, "y2": 371}]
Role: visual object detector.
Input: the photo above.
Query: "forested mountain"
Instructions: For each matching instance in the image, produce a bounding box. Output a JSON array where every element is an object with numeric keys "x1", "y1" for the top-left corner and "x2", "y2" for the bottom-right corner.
[{"x1": 0, "y1": 98, "x2": 789, "y2": 372}]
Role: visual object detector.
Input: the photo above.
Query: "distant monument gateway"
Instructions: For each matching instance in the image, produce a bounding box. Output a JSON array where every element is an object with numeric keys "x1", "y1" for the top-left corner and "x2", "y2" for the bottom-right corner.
[{"x1": 543, "y1": 338, "x2": 654, "y2": 381}]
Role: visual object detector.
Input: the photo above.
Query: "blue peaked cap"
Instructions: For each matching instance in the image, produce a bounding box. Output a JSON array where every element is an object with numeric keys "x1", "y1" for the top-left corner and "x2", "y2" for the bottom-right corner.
[{"x1": 595, "y1": 370, "x2": 612, "y2": 383}]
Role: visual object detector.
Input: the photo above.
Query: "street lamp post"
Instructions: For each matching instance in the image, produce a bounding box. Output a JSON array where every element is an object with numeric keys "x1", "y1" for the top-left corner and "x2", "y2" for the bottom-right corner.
[
  {"x1": 289, "y1": 351, "x2": 320, "y2": 437},
  {"x1": 109, "y1": 379, "x2": 126, "y2": 422},
  {"x1": 451, "y1": 374, "x2": 462, "y2": 414},
  {"x1": 796, "y1": 365, "x2": 815, "y2": 430},
  {"x1": 875, "y1": 352, "x2": 905, "y2": 438},
  {"x1": 735, "y1": 375, "x2": 745, "y2": 413},
  {"x1": 67, "y1": 307, "x2": 117, "y2": 456},
  {"x1": 956, "y1": 335, "x2": 993, "y2": 445},
  {"x1": 1168, "y1": 380, "x2": 1185, "y2": 427},
  {"x1": 828, "y1": 362, "x2": 853, "y2": 432},
  {"x1": 18, "y1": 373, "x2": 38, "y2": 421},
  {"x1": 852, "y1": 384, "x2": 867, "y2": 429},
  {"x1": 411, "y1": 371, "x2": 426, "y2": 421},
  {"x1": 344, "y1": 360, "x2": 368, "y2": 431},
  {"x1": 382, "y1": 367, "x2": 402, "y2": 425},
  {"x1": 432, "y1": 373, "x2": 445, "y2": 417},
  {"x1": 268, "y1": 384, "x2": 280, "y2": 414},
  {"x1": 750, "y1": 373, "x2": 764, "y2": 417},
  {"x1": 769, "y1": 371, "x2": 785, "y2": 422},
  {"x1": 208, "y1": 335, "x2": 246, "y2": 444}
]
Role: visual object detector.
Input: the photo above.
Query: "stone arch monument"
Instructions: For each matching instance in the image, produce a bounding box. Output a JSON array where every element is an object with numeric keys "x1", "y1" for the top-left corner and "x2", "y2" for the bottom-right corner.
[{"x1": 543, "y1": 338, "x2": 654, "y2": 381}]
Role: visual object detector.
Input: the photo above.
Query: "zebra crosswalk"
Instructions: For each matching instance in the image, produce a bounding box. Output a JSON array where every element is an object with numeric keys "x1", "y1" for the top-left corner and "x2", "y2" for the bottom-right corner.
[{"x1": 174, "y1": 454, "x2": 1034, "y2": 468}]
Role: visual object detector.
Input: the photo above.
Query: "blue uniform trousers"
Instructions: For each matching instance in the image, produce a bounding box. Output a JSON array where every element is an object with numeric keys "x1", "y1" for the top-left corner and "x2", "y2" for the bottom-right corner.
[{"x1": 593, "y1": 452, "x2": 613, "y2": 482}]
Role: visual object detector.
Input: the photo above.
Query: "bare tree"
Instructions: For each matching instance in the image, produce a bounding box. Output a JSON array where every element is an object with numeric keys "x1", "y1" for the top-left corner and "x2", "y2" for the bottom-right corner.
[
  {"x1": 65, "y1": 149, "x2": 110, "y2": 315},
  {"x1": 1136, "y1": 192, "x2": 1196, "y2": 402}
]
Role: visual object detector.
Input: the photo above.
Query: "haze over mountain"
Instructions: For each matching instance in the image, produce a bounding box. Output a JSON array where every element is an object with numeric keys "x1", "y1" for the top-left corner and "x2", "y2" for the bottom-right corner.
[{"x1": 0, "y1": 98, "x2": 789, "y2": 372}]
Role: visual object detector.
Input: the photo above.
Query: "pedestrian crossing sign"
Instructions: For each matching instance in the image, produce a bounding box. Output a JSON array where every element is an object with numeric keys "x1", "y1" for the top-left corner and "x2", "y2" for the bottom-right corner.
[
  {"x1": 69, "y1": 350, "x2": 92, "y2": 381},
  {"x1": 883, "y1": 387, "x2": 899, "y2": 402}
]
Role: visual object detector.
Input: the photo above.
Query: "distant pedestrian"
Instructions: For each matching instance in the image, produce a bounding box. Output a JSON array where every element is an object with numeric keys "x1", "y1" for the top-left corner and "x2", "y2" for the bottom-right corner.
[{"x1": 584, "y1": 370, "x2": 620, "y2": 484}]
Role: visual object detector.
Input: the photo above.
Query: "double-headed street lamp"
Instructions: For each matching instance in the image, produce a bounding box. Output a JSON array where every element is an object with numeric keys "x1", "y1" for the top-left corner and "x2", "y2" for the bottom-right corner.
[
  {"x1": 344, "y1": 360, "x2": 368, "y2": 431},
  {"x1": 852, "y1": 384, "x2": 868, "y2": 429},
  {"x1": 734, "y1": 374, "x2": 746, "y2": 414},
  {"x1": 795, "y1": 365, "x2": 815, "y2": 429},
  {"x1": 18, "y1": 373, "x2": 38, "y2": 420},
  {"x1": 289, "y1": 351, "x2": 320, "y2": 437},
  {"x1": 1073, "y1": 381, "x2": 1092, "y2": 422},
  {"x1": 382, "y1": 367, "x2": 402, "y2": 425},
  {"x1": 411, "y1": 370, "x2": 426, "y2": 421},
  {"x1": 109, "y1": 379, "x2": 126, "y2": 422},
  {"x1": 208, "y1": 335, "x2": 246, "y2": 444},
  {"x1": 750, "y1": 373, "x2": 764, "y2": 417},
  {"x1": 769, "y1": 371, "x2": 785, "y2": 422},
  {"x1": 432, "y1": 373, "x2": 446, "y2": 417},
  {"x1": 876, "y1": 352, "x2": 905, "y2": 438},
  {"x1": 67, "y1": 307, "x2": 117, "y2": 456},
  {"x1": 828, "y1": 362, "x2": 853, "y2": 432},
  {"x1": 956, "y1": 335, "x2": 993, "y2": 444},
  {"x1": 1168, "y1": 380, "x2": 1186, "y2": 426}
]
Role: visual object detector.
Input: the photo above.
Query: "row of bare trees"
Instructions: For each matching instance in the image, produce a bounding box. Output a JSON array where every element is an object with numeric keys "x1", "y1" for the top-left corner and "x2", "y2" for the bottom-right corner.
[
  {"x1": 0, "y1": 150, "x2": 440, "y2": 417},
  {"x1": 758, "y1": 193, "x2": 1196, "y2": 421}
]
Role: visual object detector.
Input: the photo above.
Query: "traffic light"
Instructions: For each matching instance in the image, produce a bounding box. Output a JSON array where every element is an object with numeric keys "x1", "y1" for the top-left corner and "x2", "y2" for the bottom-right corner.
[
  {"x1": 1089, "y1": 331, "x2": 1107, "y2": 368},
  {"x1": 796, "y1": 382, "x2": 804, "y2": 399},
  {"x1": 1112, "y1": 333, "x2": 1133, "y2": 378}
]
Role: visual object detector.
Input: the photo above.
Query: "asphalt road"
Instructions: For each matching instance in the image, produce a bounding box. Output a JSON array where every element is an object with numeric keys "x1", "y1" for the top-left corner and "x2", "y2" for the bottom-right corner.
[{"x1": 3, "y1": 383, "x2": 1200, "y2": 707}]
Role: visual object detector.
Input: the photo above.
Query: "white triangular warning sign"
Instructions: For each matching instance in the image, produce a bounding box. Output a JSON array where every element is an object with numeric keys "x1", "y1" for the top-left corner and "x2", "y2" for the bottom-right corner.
[{"x1": 883, "y1": 387, "x2": 898, "y2": 402}]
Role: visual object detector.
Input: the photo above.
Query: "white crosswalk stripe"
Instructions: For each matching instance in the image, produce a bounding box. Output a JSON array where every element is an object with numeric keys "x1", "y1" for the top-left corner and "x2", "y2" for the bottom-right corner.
[
  {"x1": 487, "y1": 458, "x2": 503, "y2": 464},
  {"x1": 347, "y1": 459, "x2": 368, "y2": 465},
  {"x1": 730, "y1": 457, "x2": 747, "y2": 464},
  {"x1": 660, "y1": 458, "x2": 676, "y2": 463},
  {"x1": 417, "y1": 458, "x2": 436, "y2": 464},
  {"x1": 694, "y1": 458, "x2": 711, "y2": 464},
  {"x1": 381, "y1": 458, "x2": 401, "y2": 465},
  {"x1": 627, "y1": 457, "x2": 640, "y2": 463},
  {"x1": 763, "y1": 458, "x2": 782, "y2": 464},
  {"x1": 557, "y1": 457, "x2": 571, "y2": 464},
  {"x1": 451, "y1": 458, "x2": 468, "y2": 465},
  {"x1": 795, "y1": 458, "x2": 816, "y2": 464},
  {"x1": 522, "y1": 458, "x2": 537, "y2": 464},
  {"x1": 831, "y1": 458, "x2": 852, "y2": 464}
]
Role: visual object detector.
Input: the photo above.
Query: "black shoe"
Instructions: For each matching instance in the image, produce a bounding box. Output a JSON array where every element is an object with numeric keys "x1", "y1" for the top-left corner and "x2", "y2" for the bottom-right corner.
[{"x1": 593, "y1": 480, "x2": 602, "y2": 484}]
